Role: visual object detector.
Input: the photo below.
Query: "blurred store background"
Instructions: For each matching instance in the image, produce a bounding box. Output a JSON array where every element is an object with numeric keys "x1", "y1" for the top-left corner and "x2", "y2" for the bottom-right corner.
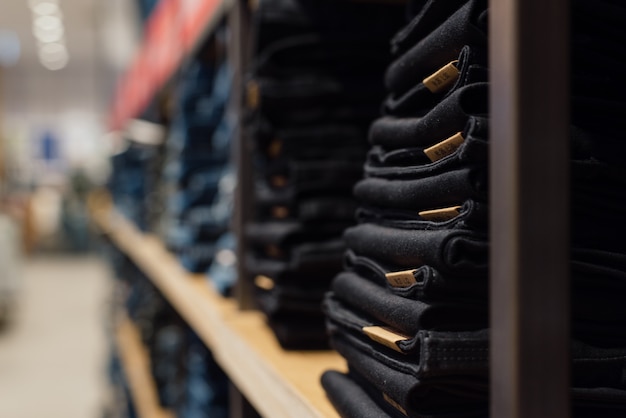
[{"x1": 0, "y1": 1, "x2": 146, "y2": 417}]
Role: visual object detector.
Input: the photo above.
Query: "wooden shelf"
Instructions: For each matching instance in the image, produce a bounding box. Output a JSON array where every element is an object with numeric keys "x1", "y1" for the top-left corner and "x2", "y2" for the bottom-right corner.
[
  {"x1": 115, "y1": 315, "x2": 175, "y2": 418},
  {"x1": 92, "y1": 202, "x2": 345, "y2": 418}
]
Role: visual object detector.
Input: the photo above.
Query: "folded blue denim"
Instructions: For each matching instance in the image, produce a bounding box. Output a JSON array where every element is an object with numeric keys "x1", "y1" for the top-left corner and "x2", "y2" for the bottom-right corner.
[
  {"x1": 369, "y1": 83, "x2": 488, "y2": 149},
  {"x1": 385, "y1": 0, "x2": 488, "y2": 97},
  {"x1": 179, "y1": 331, "x2": 229, "y2": 418},
  {"x1": 178, "y1": 243, "x2": 217, "y2": 273},
  {"x1": 206, "y1": 232, "x2": 237, "y2": 296},
  {"x1": 354, "y1": 167, "x2": 487, "y2": 211},
  {"x1": 383, "y1": 46, "x2": 488, "y2": 117}
]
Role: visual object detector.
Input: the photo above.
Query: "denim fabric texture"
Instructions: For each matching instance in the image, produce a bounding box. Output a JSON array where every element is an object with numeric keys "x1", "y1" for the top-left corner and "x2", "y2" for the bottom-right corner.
[{"x1": 321, "y1": 0, "x2": 626, "y2": 416}]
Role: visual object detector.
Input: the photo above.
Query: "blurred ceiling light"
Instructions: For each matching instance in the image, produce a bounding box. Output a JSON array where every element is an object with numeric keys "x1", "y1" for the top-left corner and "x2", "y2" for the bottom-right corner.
[
  {"x1": 34, "y1": 15, "x2": 63, "y2": 31},
  {"x1": 39, "y1": 42, "x2": 67, "y2": 59},
  {"x1": 28, "y1": 0, "x2": 58, "y2": 8},
  {"x1": 38, "y1": 42, "x2": 69, "y2": 70},
  {"x1": 33, "y1": 24, "x2": 64, "y2": 43},
  {"x1": 29, "y1": 0, "x2": 68, "y2": 71},
  {"x1": 32, "y1": 2, "x2": 60, "y2": 15},
  {"x1": 40, "y1": 54, "x2": 68, "y2": 70},
  {"x1": 0, "y1": 30, "x2": 21, "y2": 67}
]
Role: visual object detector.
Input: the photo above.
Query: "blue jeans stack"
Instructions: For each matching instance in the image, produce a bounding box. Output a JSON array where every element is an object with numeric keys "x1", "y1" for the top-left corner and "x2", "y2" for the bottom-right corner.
[
  {"x1": 108, "y1": 141, "x2": 161, "y2": 232},
  {"x1": 161, "y1": 35, "x2": 238, "y2": 296}
]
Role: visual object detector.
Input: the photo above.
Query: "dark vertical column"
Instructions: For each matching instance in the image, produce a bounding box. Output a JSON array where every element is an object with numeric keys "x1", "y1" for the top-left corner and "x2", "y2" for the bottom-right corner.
[
  {"x1": 229, "y1": 382, "x2": 261, "y2": 418},
  {"x1": 230, "y1": 0, "x2": 256, "y2": 310},
  {"x1": 489, "y1": 0, "x2": 570, "y2": 417}
]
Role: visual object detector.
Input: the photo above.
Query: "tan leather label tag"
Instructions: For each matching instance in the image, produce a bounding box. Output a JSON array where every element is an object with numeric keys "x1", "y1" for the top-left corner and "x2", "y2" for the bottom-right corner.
[
  {"x1": 385, "y1": 270, "x2": 417, "y2": 288},
  {"x1": 265, "y1": 244, "x2": 283, "y2": 258},
  {"x1": 268, "y1": 139, "x2": 282, "y2": 158},
  {"x1": 419, "y1": 206, "x2": 462, "y2": 222},
  {"x1": 248, "y1": 0, "x2": 259, "y2": 11},
  {"x1": 270, "y1": 175, "x2": 288, "y2": 188},
  {"x1": 383, "y1": 393, "x2": 408, "y2": 416},
  {"x1": 271, "y1": 206, "x2": 289, "y2": 219},
  {"x1": 362, "y1": 326, "x2": 410, "y2": 353},
  {"x1": 423, "y1": 61, "x2": 459, "y2": 93},
  {"x1": 424, "y1": 132, "x2": 465, "y2": 162},
  {"x1": 254, "y1": 275, "x2": 275, "y2": 291},
  {"x1": 246, "y1": 81, "x2": 260, "y2": 109}
]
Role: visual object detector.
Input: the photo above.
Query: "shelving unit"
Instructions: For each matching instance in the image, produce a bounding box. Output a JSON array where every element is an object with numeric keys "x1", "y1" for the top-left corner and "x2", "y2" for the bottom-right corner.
[
  {"x1": 92, "y1": 201, "x2": 346, "y2": 418},
  {"x1": 103, "y1": 0, "x2": 576, "y2": 417},
  {"x1": 115, "y1": 315, "x2": 175, "y2": 418}
]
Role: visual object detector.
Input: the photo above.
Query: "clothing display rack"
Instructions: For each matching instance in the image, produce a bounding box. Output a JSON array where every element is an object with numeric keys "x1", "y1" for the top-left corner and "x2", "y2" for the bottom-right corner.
[{"x1": 99, "y1": 0, "x2": 578, "y2": 417}]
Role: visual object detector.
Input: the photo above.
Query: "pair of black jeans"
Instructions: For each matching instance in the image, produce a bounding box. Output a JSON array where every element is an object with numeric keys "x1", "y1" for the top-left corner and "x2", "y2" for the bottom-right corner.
[
  {"x1": 383, "y1": 45, "x2": 488, "y2": 117},
  {"x1": 370, "y1": 82, "x2": 488, "y2": 150},
  {"x1": 365, "y1": 116, "x2": 488, "y2": 179},
  {"x1": 255, "y1": 190, "x2": 358, "y2": 223},
  {"x1": 246, "y1": 238, "x2": 344, "y2": 284},
  {"x1": 343, "y1": 249, "x2": 488, "y2": 303},
  {"x1": 385, "y1": 0, "x2": 488, "y2": 97}
]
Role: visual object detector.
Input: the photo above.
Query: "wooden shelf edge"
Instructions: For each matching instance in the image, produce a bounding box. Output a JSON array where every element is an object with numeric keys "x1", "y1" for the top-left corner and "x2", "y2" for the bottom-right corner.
[
  {"x1": 93, "y1": 206, "x2": 345, "y2": 418},
  {"x1": 115, "y1": 315, "x2": 175, "y2": 418}
]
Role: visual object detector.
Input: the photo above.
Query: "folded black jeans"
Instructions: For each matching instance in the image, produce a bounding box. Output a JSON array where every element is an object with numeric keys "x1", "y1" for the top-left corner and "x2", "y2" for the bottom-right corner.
[
  {"x1": 344, "y1": 223, "x2": 488, "y2": 277},
  {"x1": 247, "y1": 221, "x2": 351, "y2": 258},
  {"x1": 331, "y1": 333, "x2": 488, "y2": 417},
  {"x1": 383, "y1": 45, "x2": 488, "y2": 117},
  {"x1": 261, "y1": 159, "x2": 364, "y2": 193},
  {"x1": 365, "y1": 116, "x2": 488, "y2": 179},
  {"x1": 385, "y1": 0, "x2": 488, "y2": 97},
  {"x1": 355, "y1": 199, "x2": 488, "y2": 232},
  {"x1": 391, "y1": 0, "x2": 472, "y2": 56},
  {"x1": 369, "y1": 83, "x2": 488, "y2": 150},
  {"x1": 246, "y1": 238, "x2": 345, "y2": 283},
  {"x1": 354, "y1": 167, "x2": 488, "y2": 211},
  {"x1": 254, "y1": 34, "x2": 392, "y2": 79},
  {"x1": 331, "y1": 272, "x2": 487, "y2": 334},
  {"x1": 322, "y1": 370, "x2": 408, "y2": 418},
  {"x1": 255, "y1": 191, "x2": 358, "y2": 222},
  {"x1": 343, "y1": 249, "x2": 488, "y2": 303}
]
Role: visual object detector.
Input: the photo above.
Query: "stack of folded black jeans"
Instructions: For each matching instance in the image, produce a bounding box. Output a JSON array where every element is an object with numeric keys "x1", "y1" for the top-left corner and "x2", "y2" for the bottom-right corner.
[
  {"x1": 244, "y1": 0, "x2": 405, "y2": 349},
  {"x1": 321, "y1": 1, "x2": 492, "y2": 416},
  {"x1": 162, "y1": 41, "x2": 236, "y2": 290},
  {"x1": 321, "y1": 0, "x2": 626, "y2": 417}
]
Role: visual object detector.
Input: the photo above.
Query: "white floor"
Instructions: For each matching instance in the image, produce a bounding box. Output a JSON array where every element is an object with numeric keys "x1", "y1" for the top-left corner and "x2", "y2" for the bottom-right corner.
[{"x1": 0, "y1": 255, "x2": 111, "y2": 418}]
